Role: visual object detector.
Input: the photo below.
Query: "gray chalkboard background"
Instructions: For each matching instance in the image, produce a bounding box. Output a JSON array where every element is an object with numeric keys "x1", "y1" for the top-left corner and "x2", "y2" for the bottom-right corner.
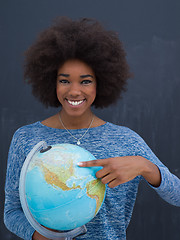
[{"x1": 1, "y1": 0, "x2": 180, "y2": 239}]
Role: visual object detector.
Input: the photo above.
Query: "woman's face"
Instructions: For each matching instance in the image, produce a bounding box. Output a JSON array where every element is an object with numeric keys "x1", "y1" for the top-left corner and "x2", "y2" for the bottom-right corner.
[{"x1": 56, "y1": 59, "x2": 96, "y2": 118}]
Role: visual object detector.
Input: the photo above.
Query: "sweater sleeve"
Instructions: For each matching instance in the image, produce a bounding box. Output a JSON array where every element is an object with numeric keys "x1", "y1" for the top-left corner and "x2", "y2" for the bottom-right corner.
[
  {"x1": 132, "y1": 130, "x2": 180, "y2": 207},
  {"x1": 4, "y1": 129, "x2": 35, "y2": 240}
]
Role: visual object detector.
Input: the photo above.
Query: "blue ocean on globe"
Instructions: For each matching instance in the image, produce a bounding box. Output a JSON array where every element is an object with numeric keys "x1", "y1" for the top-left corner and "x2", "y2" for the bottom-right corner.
[{"x1": 25, "y1": 143, "x2": 106, "y2": 231}]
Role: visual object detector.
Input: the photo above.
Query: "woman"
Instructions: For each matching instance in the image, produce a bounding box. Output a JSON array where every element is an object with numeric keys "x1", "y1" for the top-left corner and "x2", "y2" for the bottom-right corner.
[{"x1": 4, "y1": 17, "x2": 180, "y2": 240}]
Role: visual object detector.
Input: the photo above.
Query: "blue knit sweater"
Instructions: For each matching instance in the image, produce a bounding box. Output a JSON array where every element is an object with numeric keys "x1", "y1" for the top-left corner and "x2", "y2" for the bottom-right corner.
[{"x1": 4, "y1": 121, "x2": 180, "y2": 240}]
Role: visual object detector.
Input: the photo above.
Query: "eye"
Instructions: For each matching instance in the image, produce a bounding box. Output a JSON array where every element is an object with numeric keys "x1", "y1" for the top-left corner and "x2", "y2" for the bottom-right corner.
[
  {"x1": 58, "y1": 79, "x2": 70, "y2": 84},
  {"x1": 81, "y1": 80, "x2": 93, "y2": 85}
]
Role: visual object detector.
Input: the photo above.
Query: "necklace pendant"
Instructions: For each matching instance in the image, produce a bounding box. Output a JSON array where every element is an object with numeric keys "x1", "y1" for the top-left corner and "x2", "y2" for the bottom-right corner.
[{"x1": 77, "y1": 140, "x2": 81, "y2": 145}]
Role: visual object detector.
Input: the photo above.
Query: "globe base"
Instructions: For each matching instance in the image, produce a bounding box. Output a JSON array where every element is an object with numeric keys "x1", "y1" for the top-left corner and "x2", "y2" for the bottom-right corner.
[{"x1": 41, "y1": 225, "x2": 87, "y2": 240}]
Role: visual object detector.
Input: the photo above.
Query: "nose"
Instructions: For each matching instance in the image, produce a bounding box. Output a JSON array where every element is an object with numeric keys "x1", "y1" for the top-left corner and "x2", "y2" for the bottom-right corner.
[{"x1": 68, "y1": 83, "x2": 81, "y2": 97}]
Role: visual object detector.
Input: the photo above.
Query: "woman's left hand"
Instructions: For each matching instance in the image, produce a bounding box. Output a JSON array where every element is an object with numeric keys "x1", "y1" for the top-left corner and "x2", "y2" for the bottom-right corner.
[{"x1": 78, "y1": 156, "x2": 161, "y2": 188}]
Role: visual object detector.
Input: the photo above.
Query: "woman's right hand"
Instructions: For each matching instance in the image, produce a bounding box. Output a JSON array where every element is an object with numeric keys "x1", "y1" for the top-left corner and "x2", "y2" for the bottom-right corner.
[
  {"x1": 32, "y1": 231, "x2": 76, "y2": 240},
  {"x1": 32, "y1": 231, "x2": 51, "y2": 240}
]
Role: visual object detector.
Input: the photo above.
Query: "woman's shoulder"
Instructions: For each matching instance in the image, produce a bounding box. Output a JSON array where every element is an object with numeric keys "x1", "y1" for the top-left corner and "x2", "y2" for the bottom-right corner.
[
  {"x1": 104, "y1": 122, "x2": 146, "y2": 150},
  {"x1": 12, "y1": 121, "x2": 41, "y2": 140},
  {"x1": 105, "y1": 122, "x2": 144, "y2": 141},
  {"x1": 105, "y1": 122, "x2": 136, "y2": 134}
]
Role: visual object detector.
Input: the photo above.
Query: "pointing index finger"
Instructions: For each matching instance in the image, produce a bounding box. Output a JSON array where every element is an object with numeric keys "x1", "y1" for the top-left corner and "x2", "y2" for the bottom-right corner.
[{"x1": 77, "y1": 159, "x2": 105, "y2": 167}]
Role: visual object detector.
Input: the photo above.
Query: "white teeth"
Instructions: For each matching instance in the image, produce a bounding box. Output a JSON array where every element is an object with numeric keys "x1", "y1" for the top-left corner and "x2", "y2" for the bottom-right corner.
[{"x1": 67, "y1": 100, "x2": 84, "y2": 106}]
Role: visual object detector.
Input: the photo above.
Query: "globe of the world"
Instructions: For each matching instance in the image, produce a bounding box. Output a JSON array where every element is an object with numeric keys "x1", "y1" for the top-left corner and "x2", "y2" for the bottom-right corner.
[{"x1": 19, "y1": 142, "x2": 106, "y2": 236}]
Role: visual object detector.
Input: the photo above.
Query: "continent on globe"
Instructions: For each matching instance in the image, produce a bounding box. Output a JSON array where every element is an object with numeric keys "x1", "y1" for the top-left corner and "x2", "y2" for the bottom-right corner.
[{"x1": 24, "y1": 143, "x2": 106, "y2": 231}]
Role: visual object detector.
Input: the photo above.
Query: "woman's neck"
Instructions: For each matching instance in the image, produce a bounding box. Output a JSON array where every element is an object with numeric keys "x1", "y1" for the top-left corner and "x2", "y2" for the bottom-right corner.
[
  {"x1": 41, "y1": 110, "x2": 106, "y2": 130},
  {"x1": 59, "y1": 110, "x2": 94, "y2": 129}
]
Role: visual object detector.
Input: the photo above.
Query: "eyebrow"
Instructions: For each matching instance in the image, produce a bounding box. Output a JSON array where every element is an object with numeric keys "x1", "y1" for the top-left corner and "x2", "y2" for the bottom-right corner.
[
  {"x1": 57, "y1": 73, "x2": 94, "y2": 78},
  {"x1": 57, "y1": 73, "x2": 70, "y2": 77},
  {"x1": 80, "y1": 74, "x2": 94, "y2": 79}
]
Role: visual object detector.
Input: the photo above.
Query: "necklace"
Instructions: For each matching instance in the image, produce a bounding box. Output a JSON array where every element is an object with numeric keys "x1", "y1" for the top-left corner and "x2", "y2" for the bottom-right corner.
[{"x1": 58, "y1": 113, "x2": 94, "y2": 145}]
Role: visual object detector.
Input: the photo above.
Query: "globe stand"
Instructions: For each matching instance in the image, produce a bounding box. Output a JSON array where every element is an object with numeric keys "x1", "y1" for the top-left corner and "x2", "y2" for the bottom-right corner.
[
  {"x1": 54, "y1": 225, "x2": 87, "y2": 240},
  {"x1": 37, "y1": 225, "x2": 87, "y2": 240},
  {"x1": 31, "y1": 224, "x2": 87, "y2": 239}
]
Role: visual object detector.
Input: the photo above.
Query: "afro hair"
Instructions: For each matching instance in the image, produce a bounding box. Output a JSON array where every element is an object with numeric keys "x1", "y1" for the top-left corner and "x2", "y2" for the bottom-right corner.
[{"x1": 24, "y1": 17, "x2": 131, "y2": 108}]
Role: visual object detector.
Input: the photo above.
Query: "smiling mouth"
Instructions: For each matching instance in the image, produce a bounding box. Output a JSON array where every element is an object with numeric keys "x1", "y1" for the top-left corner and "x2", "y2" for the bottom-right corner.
[{"x1": 66, "y1": 99, "x2": 85, "y2": 106}]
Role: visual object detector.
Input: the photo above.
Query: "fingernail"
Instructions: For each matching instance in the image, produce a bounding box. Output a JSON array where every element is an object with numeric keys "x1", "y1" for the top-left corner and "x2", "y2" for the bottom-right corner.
[{"x1": 77, "y1": 162, "x2": 83, "y2": 166}]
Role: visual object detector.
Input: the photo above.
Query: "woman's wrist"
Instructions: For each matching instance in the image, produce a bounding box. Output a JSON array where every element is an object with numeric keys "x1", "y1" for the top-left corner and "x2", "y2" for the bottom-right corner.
[{"x1": 139, "y1": 156, "x2": 161, "y2": 187}]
